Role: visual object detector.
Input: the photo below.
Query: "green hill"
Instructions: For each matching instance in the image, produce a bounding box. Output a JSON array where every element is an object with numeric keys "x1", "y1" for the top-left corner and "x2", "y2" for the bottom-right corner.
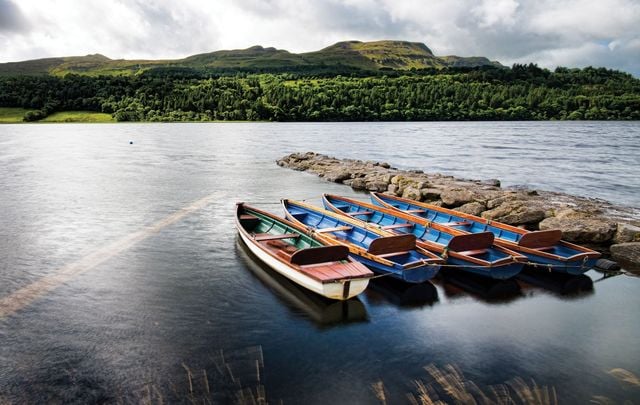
[
  {"x1": 301, "y1": 40, "x2": 442, "y2": 70},
  {"x1": 0, "y1": 54, "x2": 111, "y2": 75},
  {"x1": 0, "y1": 40, "x2": 504, "y2": 76}
]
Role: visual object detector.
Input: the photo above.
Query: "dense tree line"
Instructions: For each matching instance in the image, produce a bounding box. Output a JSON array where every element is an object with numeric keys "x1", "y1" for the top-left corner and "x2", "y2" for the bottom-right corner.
[{"x1": 0, "y1": 64, "x2": 638, "y2": 121}]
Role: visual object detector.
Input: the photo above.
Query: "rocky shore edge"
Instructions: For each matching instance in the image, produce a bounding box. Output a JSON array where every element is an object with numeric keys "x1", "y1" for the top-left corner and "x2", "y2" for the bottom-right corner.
[{"x1": 277, "y1": 152, "x2": 640, "y2": 269}]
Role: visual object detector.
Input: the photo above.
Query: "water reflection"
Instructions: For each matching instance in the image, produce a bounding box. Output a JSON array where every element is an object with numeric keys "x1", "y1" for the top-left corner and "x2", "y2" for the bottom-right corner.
[
  {"x1": 365, "y1": 277, "x2": 438, "y2": 308},
  {"x1": 365, "y1": 278, "x2": 439, "y2": 308},
  {"x1": 235, "y1": 239, "x2": 368, "y2": 328},
  {"x1": 437, "y1": 269, "x2": 523, "y2": 303},
  {"x1": 517, "y1": 268, "x2": 594, "y2": 298},
  {"x1": 1, "y1": 123, "x2": 639, "y2": 404}
]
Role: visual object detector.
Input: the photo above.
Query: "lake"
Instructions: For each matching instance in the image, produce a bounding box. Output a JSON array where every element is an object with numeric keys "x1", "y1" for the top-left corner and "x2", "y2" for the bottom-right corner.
[{"x1": 1, "y1": 122, "x2": 639, "y2": 404}]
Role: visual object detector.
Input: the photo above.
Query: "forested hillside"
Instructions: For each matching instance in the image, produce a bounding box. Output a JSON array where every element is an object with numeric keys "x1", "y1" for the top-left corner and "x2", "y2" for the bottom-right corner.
[{"x1": 1, "y1": 64, "x2": 638, "y2": 122}]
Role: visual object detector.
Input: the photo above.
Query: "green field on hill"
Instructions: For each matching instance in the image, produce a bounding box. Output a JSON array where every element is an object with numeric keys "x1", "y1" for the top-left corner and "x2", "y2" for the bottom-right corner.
[
  {"x1": 0, "y1": 108, "x2": 35, "y2": 123},
  {"x1": 40, "y1": 111, "x2": 115, "y2": 123},
  {"x1": 0, "y1": 108, "x2": 115, "y2": 123}
]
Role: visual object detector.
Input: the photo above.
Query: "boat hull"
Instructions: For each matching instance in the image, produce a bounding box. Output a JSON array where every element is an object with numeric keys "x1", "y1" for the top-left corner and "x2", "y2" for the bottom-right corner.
[
  {"x1": 355, "y1": 255, "x2": 439, "y2": 283},
  {"x1": 238, "y1": 230, "x2": 369, "y2": 300},
  {"x1": 520, "y1": 253, "x2": 598, "y2": 275},
  {"x1": 445, "y1": 254, "x2": 524, "y2": 280}
]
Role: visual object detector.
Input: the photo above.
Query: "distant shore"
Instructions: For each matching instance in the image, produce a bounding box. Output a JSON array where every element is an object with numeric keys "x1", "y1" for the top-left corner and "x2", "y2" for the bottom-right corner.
[{"x1": 3, "y1": 108, "x2": 640, "y2": 124}]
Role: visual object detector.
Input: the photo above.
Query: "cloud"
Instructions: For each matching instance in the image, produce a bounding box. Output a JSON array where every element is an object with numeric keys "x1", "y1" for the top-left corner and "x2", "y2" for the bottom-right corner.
[
  {"x1": 472, "y1": 0, "x2": 519, "y2": 28},
  {"x1": 0, "y1": 0, "x2": 638, "y2": 76},
  {"x1": 0, "y1": 0, "x2": 30, "y2": 33}
]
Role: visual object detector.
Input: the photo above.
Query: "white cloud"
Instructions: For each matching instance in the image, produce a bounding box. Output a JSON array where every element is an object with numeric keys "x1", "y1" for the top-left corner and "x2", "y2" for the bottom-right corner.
[
  {"x1": 472, "y1": 0, "x2": 519, "y2": 28},
  {"x1": 517, "y1": 38, "x2": 640, "y2": 75},
  {"x1": 0, "y1": 0, "x2": 638, "y2": 76}
]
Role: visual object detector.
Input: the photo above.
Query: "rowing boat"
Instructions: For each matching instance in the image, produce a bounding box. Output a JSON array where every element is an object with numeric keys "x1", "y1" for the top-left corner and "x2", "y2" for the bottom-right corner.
[
  {"x1": 371, "y1": 192, "x2": 600, "y2": 275},
  {"x1": 235, "y1": 203, "x2": 373, "y2": 300},
  {"x1": 236, "y1": 239, "x2": 368, "y2": 325},
  {"x1": 281, "y1": 199, "x2": 443, "y2": 283},
  {"x1": 322, "y1": 194, "x2": 526, "y2": 279}
]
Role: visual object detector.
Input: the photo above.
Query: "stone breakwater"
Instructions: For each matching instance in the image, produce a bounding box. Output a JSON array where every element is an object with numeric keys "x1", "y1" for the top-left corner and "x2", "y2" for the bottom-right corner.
[{"x1": 277, "y1": 152, "x2": 640, "y2": 268}]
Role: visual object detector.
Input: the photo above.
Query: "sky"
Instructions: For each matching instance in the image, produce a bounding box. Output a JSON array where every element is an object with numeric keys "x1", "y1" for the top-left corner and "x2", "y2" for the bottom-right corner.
[{"x1": 1, "y1": 0, "x2": 639, "y2": 76}]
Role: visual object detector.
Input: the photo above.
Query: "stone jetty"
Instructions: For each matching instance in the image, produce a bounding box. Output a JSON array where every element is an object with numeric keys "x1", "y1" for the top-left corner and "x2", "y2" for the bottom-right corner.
[{"x1": 277, "y1": 152, "x2": 640, "y2": 269}]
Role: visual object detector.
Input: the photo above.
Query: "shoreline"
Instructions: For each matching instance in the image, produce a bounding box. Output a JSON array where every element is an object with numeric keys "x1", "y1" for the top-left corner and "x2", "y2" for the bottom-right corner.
[
  {"x1": 2, "y1": 110, "x2": 640, "y2": 124},
  {"x1": 277, "y1": 152, "x2": 640, "y2": 268},
  {"x1": 3, "y1": 119, "x2": 640, "y2": 125}
]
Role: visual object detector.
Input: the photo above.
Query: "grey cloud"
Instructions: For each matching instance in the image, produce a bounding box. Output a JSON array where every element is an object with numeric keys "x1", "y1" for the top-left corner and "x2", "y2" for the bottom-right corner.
[
  {"x1": 93, "y1": 0, "x2": 222, "y2": 58},
  {"x1": 0, "y1": 0, "x2": 638, "y2": 76},
  {"x1": 311, "y1": 1, "x2": 407, "y2": 36},
  {"x1": 373, "y1": 0, "x2": 640, "y2": 75},
  {"x1": 0, "y1": 0, "x2": 30, "y2": 33},
  {"x1": 232, "y1": 0, "x2": 285, "y2": 17}
]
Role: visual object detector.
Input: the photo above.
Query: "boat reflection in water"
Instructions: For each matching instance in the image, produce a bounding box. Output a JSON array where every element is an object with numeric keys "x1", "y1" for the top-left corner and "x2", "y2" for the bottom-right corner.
[
  {"x1": 236, "y1": 239, "x2": 368, "y2": 327},
  {"x1": 517, "y1": 267, "x2": 594, "y2": 298},
  {"x1": 365, "y1": 277, "x2": 439, "y2": 308},
  {"x1": 437, "y1": 268, "x2": 523, "y2": 304}
]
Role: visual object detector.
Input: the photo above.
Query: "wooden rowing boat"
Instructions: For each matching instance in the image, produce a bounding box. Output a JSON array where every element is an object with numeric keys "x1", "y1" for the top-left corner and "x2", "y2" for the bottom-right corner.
[
  {"x1": 322, "y1": 194, "x2": 526, "y2": 280},
  {"x1": 371, "y1": 192, "x2": 601, "y2": 275},
  {"x1": 235, "y1": 203, "x2": 373, "y2": 300},
  {"x1": 236, "y1": 239, "x2": 368, "y2": 325},
  {"x1": 281, "y1": 199, "x2": 443, "y2": 283}
]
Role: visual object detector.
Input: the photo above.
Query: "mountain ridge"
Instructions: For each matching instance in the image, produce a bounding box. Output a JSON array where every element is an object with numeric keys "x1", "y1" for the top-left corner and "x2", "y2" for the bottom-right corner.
[{"x1": 0, "y1": 40, "x2": 503, "y2": 76}]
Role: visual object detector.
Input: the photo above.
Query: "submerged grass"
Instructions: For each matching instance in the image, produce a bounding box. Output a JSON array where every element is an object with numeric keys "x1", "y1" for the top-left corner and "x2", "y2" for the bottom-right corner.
[
  {"x1": 3, "y1": 351, "x2": 638, "y2": 404},
  {"x1": 415, "y1": 364, "x2": 557, "y2": 404},
  {"x1": 112, "y1": 346, "x2": 269, "y2": 405},
  {"x1": 395, "y1": 365, "x2": 640, "y2": 405},
  {"x1": 373, "y1": 363, "x2": 558, "y2": 405}
]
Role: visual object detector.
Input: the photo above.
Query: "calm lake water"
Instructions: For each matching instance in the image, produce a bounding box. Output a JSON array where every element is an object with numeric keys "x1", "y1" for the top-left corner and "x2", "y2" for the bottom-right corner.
[{"x1": 1, "y1": 122, "x2": 639, "y2": 404}]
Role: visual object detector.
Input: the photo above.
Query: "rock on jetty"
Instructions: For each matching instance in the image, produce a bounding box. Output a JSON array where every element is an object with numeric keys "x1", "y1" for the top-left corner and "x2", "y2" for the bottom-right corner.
[{"x1": 277, "y1": 152, "x2": 640, "y2": 269}]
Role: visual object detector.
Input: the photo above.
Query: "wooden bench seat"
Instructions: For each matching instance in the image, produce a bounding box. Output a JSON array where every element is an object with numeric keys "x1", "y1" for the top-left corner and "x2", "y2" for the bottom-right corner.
[
  {"x1": 440, "y1": 221, "x2": 472, "y2": 227},
  {"x1": 347, "y1": 210, "x2": 373, "y2": 216},
  {"x1": 299, "y1": 260, "x2": 372, "y2": 281},
  {"x1": 382, "y1": 223, "x2": 413, "y2": 230},
  {"x1": 533, "y1": 246, "x2": 556, "y2": 252},
  {"x1": 315, "y1": 226, "x2": 353, "y2": 233},
  {"x1": 254, "y1": 233, "x2": 300, "y2": 241},
  {"x1": 518, "y1": 230, "x2": 563, "y2": 249},
  {"x1": 377, "y1": 250, "x2": 410, "y2": 258},
  {"x1": 367, "y1": 234, "x2": 416, "y2": 255},
  {"x1": 239, "y1": 213, "x2": 261, "y2": 229},
  {"x1": 447, "y1": 232, "x2": 494, "y2": 252},
  {"x1": 456, "y1": 249, "x2": 488, "y2": 256},
  {"x1": 274, "y1": 243, "x2": 299, "y2": 260}
]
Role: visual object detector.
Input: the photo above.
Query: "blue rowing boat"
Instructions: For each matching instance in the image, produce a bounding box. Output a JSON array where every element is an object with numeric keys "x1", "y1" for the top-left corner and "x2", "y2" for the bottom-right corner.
[
  {"x1": 371, "y1": 192, "x2": 600, "y2": 275},
  {"x1": 322, "y1": 194, "x2": 526, "y2": 280},
  {"x1": 282, "y1": 199, "x2": 443, "y2": 283}
]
